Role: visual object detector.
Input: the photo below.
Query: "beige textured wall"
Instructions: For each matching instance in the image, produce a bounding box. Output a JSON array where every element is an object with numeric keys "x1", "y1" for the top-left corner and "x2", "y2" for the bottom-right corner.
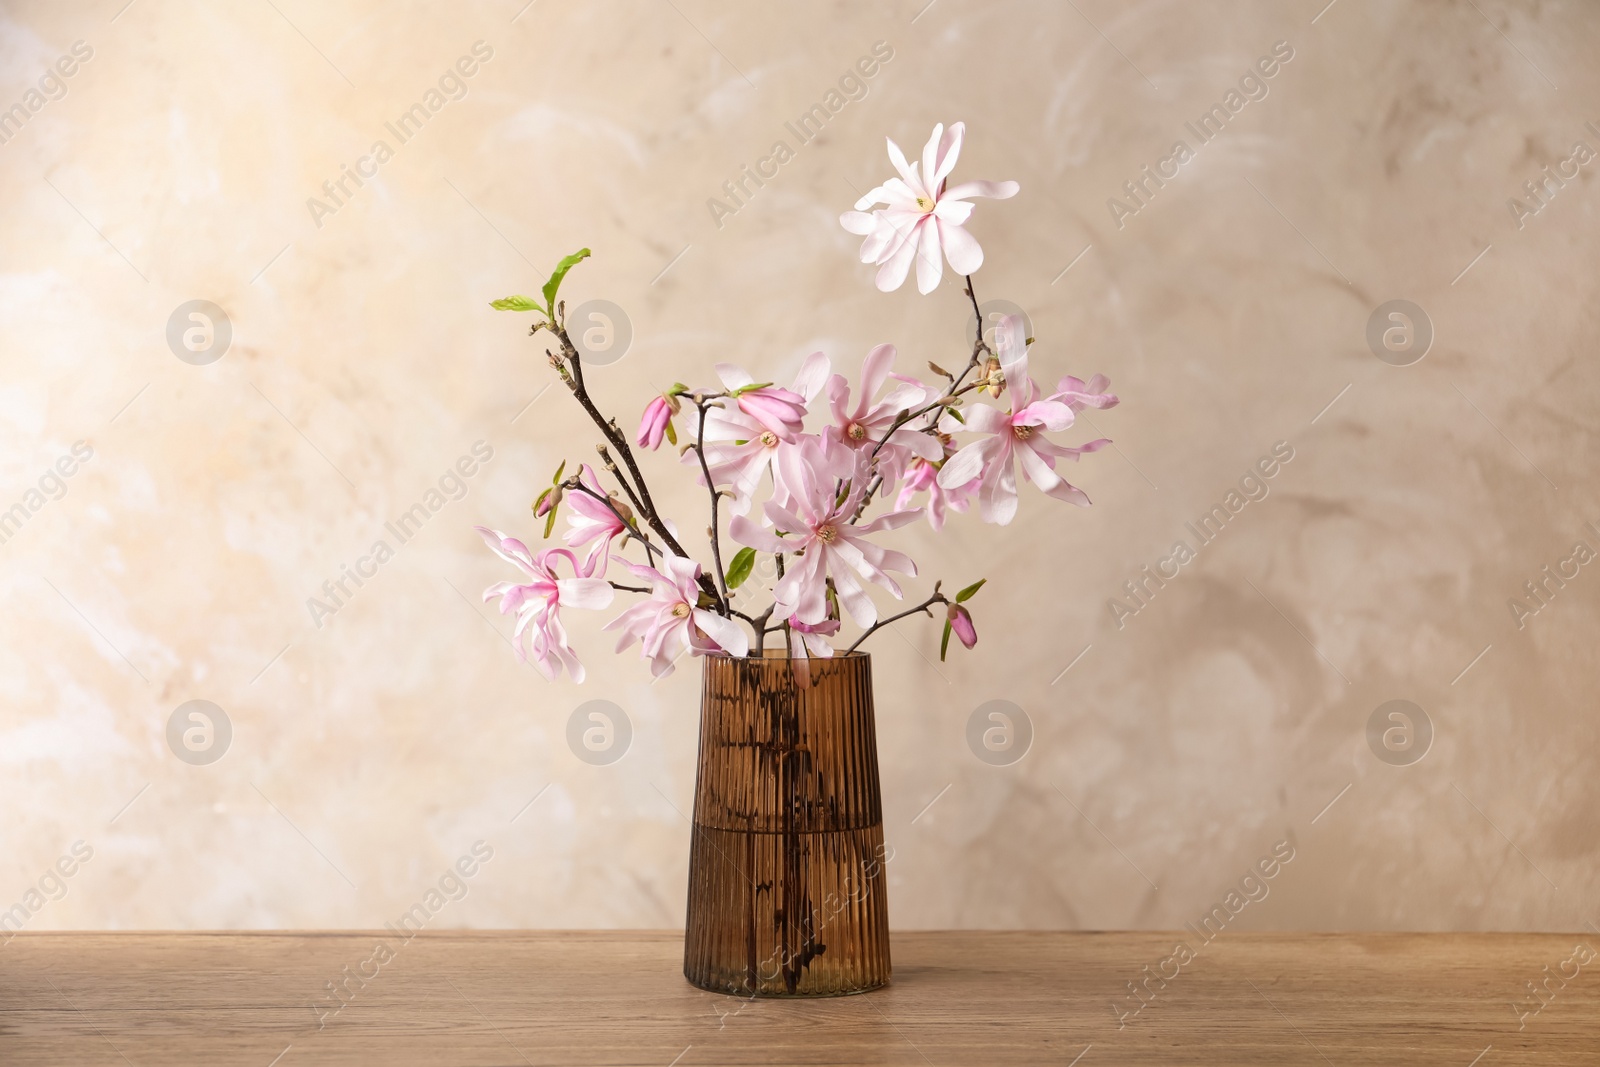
[{"x1": 2, "y1": 0, "x2": 1596, "y2": 936}]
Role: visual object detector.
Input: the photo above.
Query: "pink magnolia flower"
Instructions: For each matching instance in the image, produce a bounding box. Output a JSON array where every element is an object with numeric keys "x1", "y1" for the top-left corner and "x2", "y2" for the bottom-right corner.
[
  {"x1": 604, "y1": 554, "x2": 749, "y2": 677},
  {"x1": 825, "y1": 342, "x2": 940, "y2": 491},
  {"x1": 730, "y1": 441, "x2": 920, "y2": 627},
  {"x1": 840, "y1": 122, "x2": 1019, "y2": 295},
  {"x1": 895, "y1": 454, "x2": 976, "y2": 532},
  {"x1": 563, "y1": 464, "x2": 628, "y2": 575},
  {"x1": 475, "y1": 527, "x2": 614, "y2": 682},
  {"x1": 693, "y1": 354, "x2": 830, "y2": 516},
  {"x1": 936, "y1": 316, "x2": 1110, "y2": 525},
  {"x1": 947, "y1": 603, "x2": 977, "y2": 649},
  {"x1": 637, "y1": 394, "x2": 679, "y2": 450}
]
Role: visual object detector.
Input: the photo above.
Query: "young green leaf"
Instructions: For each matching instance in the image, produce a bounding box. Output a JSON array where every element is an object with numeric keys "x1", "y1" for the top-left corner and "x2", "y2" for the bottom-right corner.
[
  {"x1": 664, "y1": 419, "x2": 678, "y2": 446},
  {"x1": 725, "y1": 547, "x2": 757, "y2": 590},
  {"x1": 542, "y1": 504, "x2": 558, "y2": 539},
  {"x1": 541, "y1": 248, "x2": 592, "y2": 314},
  {"x1": 552, "y1": 460, "x2": 566, "y2": 485},
  {"x1": 940, "y1": 619, "x2": 953, "y2": 661},
  {"x1": 490, "y1": 295, "x2": 543, "y2": 312},
  {"x1": 955, "y1": 578, "x2": 986, "y2": 603}
]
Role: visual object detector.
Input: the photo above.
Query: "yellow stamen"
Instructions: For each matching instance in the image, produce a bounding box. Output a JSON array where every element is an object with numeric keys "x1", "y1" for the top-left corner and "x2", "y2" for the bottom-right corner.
[{"x1": 816, "y1": 524, "x2": 838, "y2": 544}]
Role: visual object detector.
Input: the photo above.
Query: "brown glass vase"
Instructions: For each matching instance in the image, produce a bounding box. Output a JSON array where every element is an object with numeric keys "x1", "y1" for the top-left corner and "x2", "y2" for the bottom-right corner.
[{"x1": 683, "y1": 650, "x2": 891, "y2": 996}]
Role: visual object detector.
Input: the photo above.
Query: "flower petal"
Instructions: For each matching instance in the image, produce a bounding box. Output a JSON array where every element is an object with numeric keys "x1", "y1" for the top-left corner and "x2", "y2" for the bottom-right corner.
[
  {"x1": 937, "y1": 437, "x2": 992, "y2": 489},
  {"x1": 959, "y1": 403, "x2": 1010, "y2": 435},
  {"x1": 859, "y1": 343, "x2": 896, "y2": 408},
  {"x1": 885, "y1": 136, "x2": 924, "y2": 196},
  {"x1": 855, "y1": 507, "x2": 923, "y2": 534},
  {"x1": 976, "y1": 443, "x2": 1019, "y2": 525},
  {"x1": 829, "y1": 561, "x2": 879, "y2": 627},
  {"x1": 874, "y1": 218, "x2": 923, "y2": 292},
  {"x1": 729, "y1": 514, "x2": 787, "y2": 554},
  {"x1": 1014, "y1": 399, "x2": 1076, "y2": 432},
  {"x1": 793, "y1": 350, "x2": 832, "y2": 401},
  {"x1": 932, "y1": 121, "x2": 965, "y2": 187},
  {"x1": 915, "y1": 220, "x2": 943, "y2": 294},
  {"x1": 938, "y1": 219, "x2": 984, "y2": 275},
  {"x1": 715, "y1": 363, "x2": 754, "y2": 391},
  {"x1": 942, "y1": 179, "x2": 1020, "y2": 201},
  {"x1": 919, "y1": 122, "x2": 945, "y2": 195},
  {"x1": 693, "y1": 609, "x2": 750, "y2": 656},
  {"x1": 557, "y1": 578, "x2": 615, "y2": 611},
  {"x1": 840, "y1": 210, "x2": 878, "y2": 235}
]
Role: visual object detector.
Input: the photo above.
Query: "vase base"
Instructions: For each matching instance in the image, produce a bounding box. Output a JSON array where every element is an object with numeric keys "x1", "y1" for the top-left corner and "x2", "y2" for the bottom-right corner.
[
  {"x1": 683, "y1": 823, "x2": 893, "y2": 998},
  {"x1": 683, "y1": 970, "x2": 890, "y2": 998}
]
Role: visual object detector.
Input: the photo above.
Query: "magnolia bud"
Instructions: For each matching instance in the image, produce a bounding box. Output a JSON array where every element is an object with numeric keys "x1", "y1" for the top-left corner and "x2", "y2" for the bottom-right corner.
[
  {"x1": 946, "y1": 603, "x2": 977, "y2": 650},
  {"x1": 534, "y1": 485, "x2": 563, "y2": 517},
  {"x1": 983, "y1": 358, "x2": 1004, "y2": 398}
]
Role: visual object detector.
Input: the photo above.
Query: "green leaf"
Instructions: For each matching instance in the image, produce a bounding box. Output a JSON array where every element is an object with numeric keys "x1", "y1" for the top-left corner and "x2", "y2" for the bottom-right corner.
[
  {"x1": 940, "y1": 619, "x2": 952, "y2": 661},
  {"x1": 664, "y1": 419, "x2": 678, "y2": 446},
  {"x1": 955, "y1": 578, "x2": 986, "y2": 603},
  {"x1": 533, "y1": 487, "x2": 552, "y2": 514},
  {"x1": 541, "y1": 248, "x2": 592, "y2": 314},
  {"x1": 725, "y1": 547, "x2": 757, "y2": 590},
  {"x1": 543, "y1": 503, "x2": 558, "y2": 539},
  {"x1": 490, "y1": 295, "x2": 543, "y2": 312},
  {"x1": 551, "y1": 460, "x2": 566, "y2": 485},
  {"x1": 731, "y1": 381, "x2": 773, "y2": 396}
]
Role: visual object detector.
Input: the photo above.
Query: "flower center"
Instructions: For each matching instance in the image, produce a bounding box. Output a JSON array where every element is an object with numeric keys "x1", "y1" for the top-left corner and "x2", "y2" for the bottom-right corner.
[
  {"x1": 815, "y1": 523, "x2": 838, "y2": 544},
  {"x1": 916, "y1": 196, "x2": 935, "y2": 212},
  {"x1": 759, "y1": 431, "x2": 779, "y2": 448},
  {"x1": 1013, "y1": 424, "x2": 1035, "y2": 440},
  {"x1": 671, "y1": 602, "x2": 692, "y2": 618},
  {"x1": 846, "y1": 421, "x2": 867, "y2": 442}
]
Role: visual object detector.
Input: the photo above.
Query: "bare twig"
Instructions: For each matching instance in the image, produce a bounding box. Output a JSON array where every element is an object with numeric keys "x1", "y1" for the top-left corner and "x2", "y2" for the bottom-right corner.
[
  {"x1": 962, "y1": 273, "x2": 984, "y2": 345},
  {"x1": 846, "y1": 583, "x2": 946, "y2": 652},
  {"x1": 691, "y1": 397, "x2": 731, "y2": 614}
]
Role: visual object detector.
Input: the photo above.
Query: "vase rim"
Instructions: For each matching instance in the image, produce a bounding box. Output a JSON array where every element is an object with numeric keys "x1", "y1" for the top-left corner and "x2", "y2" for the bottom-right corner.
[{"x1": 704, "y1": 649, "x2": 869, "y2": 661}]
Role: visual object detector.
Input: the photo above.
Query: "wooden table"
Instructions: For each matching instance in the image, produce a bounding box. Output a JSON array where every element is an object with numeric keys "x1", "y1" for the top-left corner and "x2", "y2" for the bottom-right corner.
[{"x1": 2, "y1": 932, "x2": 1594, "y2": 1064}]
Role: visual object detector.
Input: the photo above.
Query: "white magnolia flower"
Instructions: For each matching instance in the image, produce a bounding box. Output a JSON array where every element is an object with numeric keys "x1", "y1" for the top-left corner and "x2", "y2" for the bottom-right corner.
[{"x1": 841, "y1": 122, "x2": 1019, "y2": 294}]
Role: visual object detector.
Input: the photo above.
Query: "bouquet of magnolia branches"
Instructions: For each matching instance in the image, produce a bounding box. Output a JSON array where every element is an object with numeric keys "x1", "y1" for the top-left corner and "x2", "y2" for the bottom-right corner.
[{"x1": 476, "y1": 122, "x2": 1119, "y2": 680}]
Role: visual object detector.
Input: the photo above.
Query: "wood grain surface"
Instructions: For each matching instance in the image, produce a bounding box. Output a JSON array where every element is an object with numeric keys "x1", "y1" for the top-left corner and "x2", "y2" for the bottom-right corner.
[{"x1": 1, "y1": 931, "x2": 1595, "y2": 1065}]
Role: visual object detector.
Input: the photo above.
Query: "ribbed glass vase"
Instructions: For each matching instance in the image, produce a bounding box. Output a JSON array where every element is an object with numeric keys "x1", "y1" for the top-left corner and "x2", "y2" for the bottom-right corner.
[{"x1": 683, "y1": 650, "x2": 891, "y2": 996}]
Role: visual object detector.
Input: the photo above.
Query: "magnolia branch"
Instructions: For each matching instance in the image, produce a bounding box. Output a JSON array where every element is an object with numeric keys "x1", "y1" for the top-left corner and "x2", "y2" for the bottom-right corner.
[
  {"x1": 542, "y1": 319, "x2": 722, "y2": 607},
  {"x1": 849, "y1": 277, "x2": 995, "y2": 523}
]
